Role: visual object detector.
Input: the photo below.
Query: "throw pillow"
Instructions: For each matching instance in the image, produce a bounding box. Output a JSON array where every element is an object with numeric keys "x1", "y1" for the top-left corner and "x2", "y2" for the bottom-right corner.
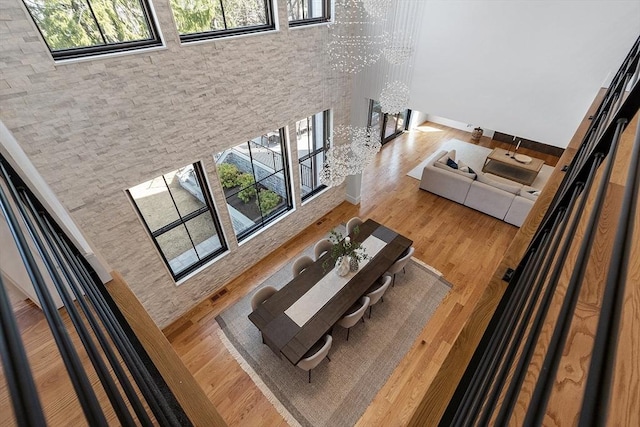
[
  {"x1": 446, "y1": 158, "x2": 459, "y2": 169},
  {"x1": 437, "y1": 149, "x2": 457, "y2": 165},
  {"x1": 457, "y1": 160, "x2": 476, "y2": 175}
]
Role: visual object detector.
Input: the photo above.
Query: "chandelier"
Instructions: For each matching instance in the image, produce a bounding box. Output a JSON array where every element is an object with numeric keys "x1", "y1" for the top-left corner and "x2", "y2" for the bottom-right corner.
[
  {"x1": 320, "y1": 125, "x2": 382, "y2": 187},
  {"x1": 379, "y1": 80, "x2": 410, "y2": 114},
  {"x1": 328, "y1": 0, "x2": 388, "y2": 74}
]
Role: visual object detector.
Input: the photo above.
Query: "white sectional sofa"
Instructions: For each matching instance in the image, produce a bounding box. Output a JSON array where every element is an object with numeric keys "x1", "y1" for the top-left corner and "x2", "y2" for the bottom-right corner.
[{"x1": 419, "y1": 148, "x2": 542, "y2": 227}]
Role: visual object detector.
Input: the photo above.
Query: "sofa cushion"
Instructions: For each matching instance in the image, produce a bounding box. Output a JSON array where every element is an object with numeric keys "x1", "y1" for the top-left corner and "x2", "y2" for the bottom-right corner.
[
  {"x1": 465, "y1": 181, "x2": 516, "y2": 220},
  {"x1": 433, "y1": 160, "x2": 453, "y2": 172},
  {"x1": 519, "y1": 186, "x2": 541, "y2": 201},
  {"x1": 437, "y1": 149, "x2": 457, "y2": 165},
  {"x1": 476, "y1": 172, "x2": 523, "y2": 194},
  {"x1": 457, "y1": 160, "x2": 477, "y2": 176}
]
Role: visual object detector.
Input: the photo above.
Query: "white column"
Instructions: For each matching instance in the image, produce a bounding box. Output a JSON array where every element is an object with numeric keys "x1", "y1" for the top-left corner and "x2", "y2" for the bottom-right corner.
[{"x1": 345, "y1": 173, "x2": 362, "y2": 205}]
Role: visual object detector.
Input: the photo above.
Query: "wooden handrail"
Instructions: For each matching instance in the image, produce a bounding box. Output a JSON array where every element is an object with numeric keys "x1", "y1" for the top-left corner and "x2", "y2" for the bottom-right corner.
[{"x1": 106, "y1": 272, "x2": 227, "y2": 426}]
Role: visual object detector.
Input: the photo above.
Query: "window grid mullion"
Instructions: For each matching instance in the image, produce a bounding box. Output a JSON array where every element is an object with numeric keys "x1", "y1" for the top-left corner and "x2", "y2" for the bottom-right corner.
[
  {"x1": 218, "y1": 0, "x2": 229, "y2": 30},
  {"x1": 83, "y1": 0, "x2": 108, "y2": 45},
  {"x1": 161, "y1": 175, "x2": 200, "y2": 261}
]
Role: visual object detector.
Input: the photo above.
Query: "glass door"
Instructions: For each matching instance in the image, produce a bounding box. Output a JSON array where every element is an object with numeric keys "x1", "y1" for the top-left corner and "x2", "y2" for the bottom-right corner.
[{"x1": 368, "y1": 99, "x2": 410, "y2": 145}]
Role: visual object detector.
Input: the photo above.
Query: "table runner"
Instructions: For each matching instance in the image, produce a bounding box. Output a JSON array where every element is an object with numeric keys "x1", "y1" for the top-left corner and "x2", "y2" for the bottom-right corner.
[{"x1": 284, "y1": 235, "x2": 387, "y2": 327}]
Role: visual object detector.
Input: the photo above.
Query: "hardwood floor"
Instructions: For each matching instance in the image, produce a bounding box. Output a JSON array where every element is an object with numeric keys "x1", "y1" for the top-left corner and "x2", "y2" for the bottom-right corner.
[
  {"x1": 163, "y1": 122, "x2": 560, "y2": 426},
  {"x1": 1, "y1": 122, "x2": 562, "y2": 426}
]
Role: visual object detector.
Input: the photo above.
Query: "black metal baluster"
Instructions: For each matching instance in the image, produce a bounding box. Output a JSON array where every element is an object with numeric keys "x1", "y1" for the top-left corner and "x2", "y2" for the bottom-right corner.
[
  {"x1": 578, "y1": 116, "x2": 640, "y2": 427},
  {"x1": 524, "y1": 119, "x2": 627, "y2": 426},
  {"x1": 0, "y1": 162, "x2": 108, "y2": 426}
]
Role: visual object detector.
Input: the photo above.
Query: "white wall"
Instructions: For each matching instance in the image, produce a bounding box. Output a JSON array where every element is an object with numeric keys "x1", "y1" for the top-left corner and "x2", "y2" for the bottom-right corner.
[{"x1": 409, "y1": 0, "x2": 640, "y2": 147}]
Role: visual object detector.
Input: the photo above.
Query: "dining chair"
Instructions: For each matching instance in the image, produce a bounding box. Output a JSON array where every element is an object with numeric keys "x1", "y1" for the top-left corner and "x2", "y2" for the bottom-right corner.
[
  {"x1": 336, "y1": 296, "x2": 370, "y2": 341},
  {"x1": 250, "y1": 285, "x2": 277, "y2": 311},
  {"x1": 250, "y1": 285, "x2": 277, "y2": 344},
  {"x1": 296, "y1": 334, "x2": 332, "y2": 383},
  {"x1": 364, "y1": 275, "x2": 392, "y2": 318},
  {"x1": 346, "y1": 216, "x2": 364, "y2": 235},
  {"x1": 386, "y1": 246, "x2": 415, "y2": 287},
  {"x1": 292, "y1": 255, "x2": 314, "y2": 277},
  {"x1": 313, "y1": 238, "x2": 333, "y2": 261}
]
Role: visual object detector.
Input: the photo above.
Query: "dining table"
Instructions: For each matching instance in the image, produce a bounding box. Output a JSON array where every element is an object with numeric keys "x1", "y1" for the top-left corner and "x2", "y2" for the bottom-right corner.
[{"x1": 248, "y1": 219, "x2": 413, "y2": 365}]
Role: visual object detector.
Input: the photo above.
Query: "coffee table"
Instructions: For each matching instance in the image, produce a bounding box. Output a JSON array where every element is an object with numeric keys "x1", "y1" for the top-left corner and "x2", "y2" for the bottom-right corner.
[{"x1": 482, "y1": 147, "x2": 544, "y2": 185}]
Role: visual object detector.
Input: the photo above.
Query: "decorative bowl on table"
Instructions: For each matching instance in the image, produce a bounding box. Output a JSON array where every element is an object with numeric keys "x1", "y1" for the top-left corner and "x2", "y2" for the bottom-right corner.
[{"x1": 514, "y1": 154, "x2": 532, "y2": 164}]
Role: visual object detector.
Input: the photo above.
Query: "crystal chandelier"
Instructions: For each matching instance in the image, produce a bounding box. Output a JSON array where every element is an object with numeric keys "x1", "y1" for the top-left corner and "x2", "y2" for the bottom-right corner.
[
  {"x1": 320, "y1": 125, "x2": 382, "y2": 187},
  {"x1": 383, "y1": 34, "x2": 414, "y2": 65},
  {"x1": 379, "y1": 80, "x2": 410, "y2": 114},
  {"x1": 363, "y1": 0, "x2": 392, "y2": 19},
  {"x1": 328, "y1": 0, "x2": 388, "y2": 74}
]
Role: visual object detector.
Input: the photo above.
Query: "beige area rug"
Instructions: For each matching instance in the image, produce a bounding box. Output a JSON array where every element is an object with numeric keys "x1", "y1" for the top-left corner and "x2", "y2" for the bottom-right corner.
[
  {"x1": 216, "y1": 233, "x2": 451, "y2": 427},
  {"x1": 406, "y1": 138, "x2": 554, "y2": 190}
]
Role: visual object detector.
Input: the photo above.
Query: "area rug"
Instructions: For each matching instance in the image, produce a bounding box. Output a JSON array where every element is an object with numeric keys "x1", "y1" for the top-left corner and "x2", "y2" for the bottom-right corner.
[
  {"x1": 407, "y1": 138, "x2": 554, "y2": 190},
  {"x1": 216, "y1": 235, "x2": 451, "y2": 427}
]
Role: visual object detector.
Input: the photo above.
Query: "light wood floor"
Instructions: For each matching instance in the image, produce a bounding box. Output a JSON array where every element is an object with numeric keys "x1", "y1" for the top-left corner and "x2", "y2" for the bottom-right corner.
[{"x1": 163, "y1": 123, "x2": 560, "y2": 426}]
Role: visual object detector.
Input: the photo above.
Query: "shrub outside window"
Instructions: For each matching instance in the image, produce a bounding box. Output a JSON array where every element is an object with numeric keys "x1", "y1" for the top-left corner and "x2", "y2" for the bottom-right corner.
[
  {"x1": 128, "y1": 163, "x2": 227, "y2": 281},
  {"x1": 288, "y1": 0, "x2": 330, "y2": 26},
  {"x1": 215, "y1": 130, "x2": 293, "y2": 241},
  {"x1": 170, "y1": 0, "x2": 274, "y2": 42},
  {"x1": 22, "y1": 0, "x2": 162, "y2": 60},
  {"x1": 296, "y1": 110, "x2": 330, "y2": 200}
]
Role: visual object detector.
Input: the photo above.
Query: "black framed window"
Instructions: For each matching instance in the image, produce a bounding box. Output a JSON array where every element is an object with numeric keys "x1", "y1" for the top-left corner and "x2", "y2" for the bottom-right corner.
[
  {"x1": 22, "y1": 0, "x2": 162, "y2": 60},
  {"x1": 296, "y1": 110, "x2": 330, "y2": 200},
  {"x1": 287, "y1": 0, "x2": 330, "y2": 26},
  {"x1": 128, "y1": 163, "x2": 227, "y2": 281},
  {"x1": 170, "y1": 0, "x2": 274, "y2": 42},
  {"x1": 215, "y1": 129, "x2": 293, "y2": 241},
  {"x1": 367, "y1": 99, "x2": 411, "y2": 145}
]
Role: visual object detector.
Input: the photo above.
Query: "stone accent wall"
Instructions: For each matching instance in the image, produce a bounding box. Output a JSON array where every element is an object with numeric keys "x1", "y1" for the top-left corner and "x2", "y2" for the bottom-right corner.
[{"x1": 0, "y1": 0, "x2": 352, "y2": 327}]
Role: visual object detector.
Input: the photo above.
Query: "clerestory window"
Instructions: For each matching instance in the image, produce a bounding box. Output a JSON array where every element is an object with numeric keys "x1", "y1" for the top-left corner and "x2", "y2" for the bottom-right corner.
[
  {"x1": 169, "y1": 0, "x2": 275, "y2": 42},
  {"x1": 22, "y1": 0, "x2": 162, "y2": 60},
  {"x1": 287, "y1": 0, "x2": 331, "y2": 26}
]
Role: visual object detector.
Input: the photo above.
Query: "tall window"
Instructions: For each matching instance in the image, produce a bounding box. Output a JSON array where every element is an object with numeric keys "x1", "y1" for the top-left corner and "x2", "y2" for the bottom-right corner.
[
  {"x1": 296, "y1": 110, "x2": 330, "y2": 200},
  {"x1": 128, "y1": 163, "x2": 227, "y2": 281},
  {"x1": 287, "y1": 0, "x2": 330, "y2": 26},
  {"x1": 170, "y1": 0, "x2": 274, "y2": 42},
  {"x1": 215, "y1": 130, "x2": 293, "y2": 241},
  {"x1": 22, "y1": 0, "x2": 162, "y2": 60}
]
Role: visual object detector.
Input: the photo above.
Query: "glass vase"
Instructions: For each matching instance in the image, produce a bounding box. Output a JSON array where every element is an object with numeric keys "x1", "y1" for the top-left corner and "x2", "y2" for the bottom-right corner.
[{"x1": 349, "y1": 256, "x2": 359, "y2": 272}]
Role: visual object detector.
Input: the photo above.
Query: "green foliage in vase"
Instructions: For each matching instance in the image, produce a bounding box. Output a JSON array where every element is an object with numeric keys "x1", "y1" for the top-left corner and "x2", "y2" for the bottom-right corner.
[
  {"x1": 237, "y1": 173, "x2": 257, "y2": 203},
  {"x1": 257, "y1": 189, "x2": 280, "y2": 216},
  {"x1": 322, "y1": 226, "x2": 370, "y2": 271}
]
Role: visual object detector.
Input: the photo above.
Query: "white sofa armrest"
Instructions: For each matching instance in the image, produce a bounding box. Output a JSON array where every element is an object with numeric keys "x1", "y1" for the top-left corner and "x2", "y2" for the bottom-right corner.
[{"x1": 504, "y1": 196, "x2": 535, "y2": 227}]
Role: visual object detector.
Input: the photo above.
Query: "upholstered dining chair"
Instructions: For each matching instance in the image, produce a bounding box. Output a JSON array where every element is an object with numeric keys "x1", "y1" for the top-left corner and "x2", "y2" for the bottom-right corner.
[
  {"x1": 250, "y1": 285, "x2": 277, "y2": 311},
  {"x1": 386, "y1": 246, "x2": 415, "y2": 287},
  {"x1": 313, "y1": 238, "x2": 333, "y2": 261},
  {"x1": 336, "y1": 296, "x2": 370, "y2": 340},
  {"x1": 346, "y1": 216, "x2": 364, "y2": 235},
  {"x1": 292, "y1": 255, "x2": 314, "y2": 277},
  {"x1": 296, "y1": 334, "x2": 332, "y2": 383},
  {"x1": 364, "y1": 275, "x2": 392, "y2": 318},
  {"x1": 250, "y1": 285, "x2": 277, "y2": 344}
]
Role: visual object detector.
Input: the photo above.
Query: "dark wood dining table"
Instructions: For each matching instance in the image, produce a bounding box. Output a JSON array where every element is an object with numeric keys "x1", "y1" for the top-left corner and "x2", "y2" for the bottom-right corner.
[{"x1": 248, "y1": 219, "x2": 413, "y2": 364}]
